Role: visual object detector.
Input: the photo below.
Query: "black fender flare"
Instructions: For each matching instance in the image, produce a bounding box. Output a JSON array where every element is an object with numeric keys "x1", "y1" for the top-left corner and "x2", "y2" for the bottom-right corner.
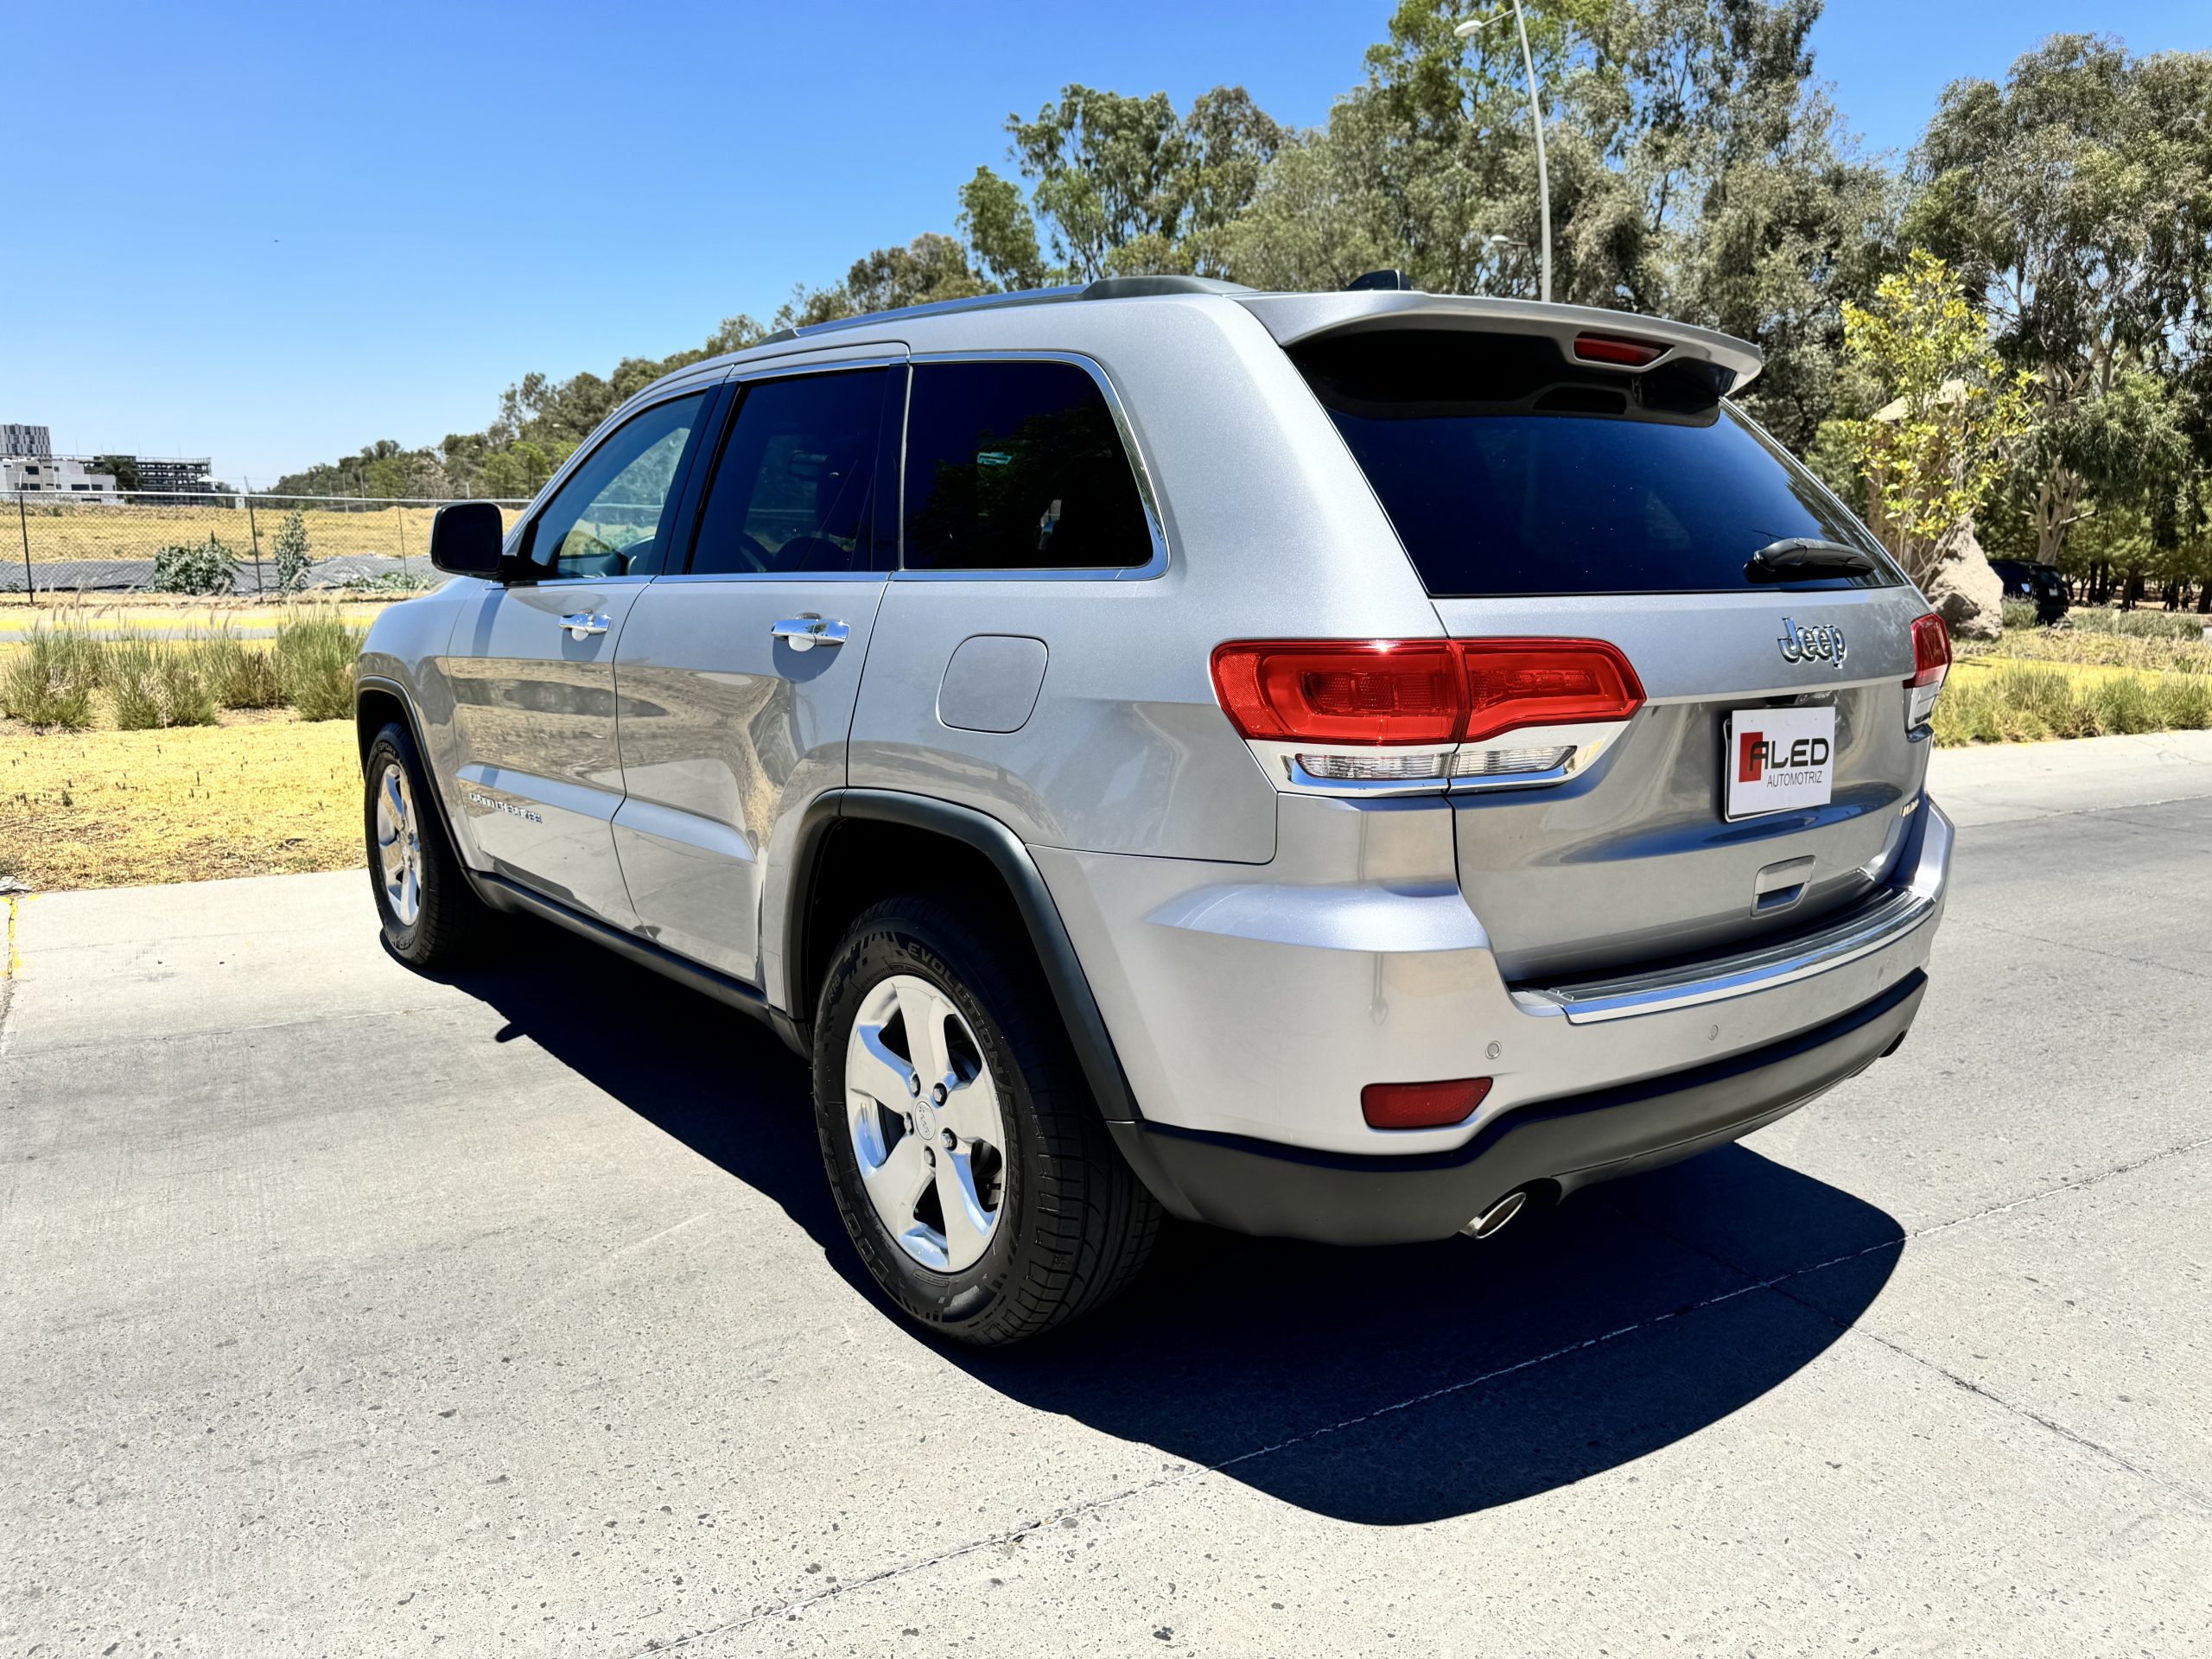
[{"x1": 785, "y1": 789, "x2": 1142, "y2": 1123}]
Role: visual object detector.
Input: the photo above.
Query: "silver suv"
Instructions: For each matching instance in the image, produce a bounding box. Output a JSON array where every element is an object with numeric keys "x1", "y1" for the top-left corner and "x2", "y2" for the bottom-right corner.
[{"x1": 356, "y1": 276, "x2": 1954, "y2": 1344}]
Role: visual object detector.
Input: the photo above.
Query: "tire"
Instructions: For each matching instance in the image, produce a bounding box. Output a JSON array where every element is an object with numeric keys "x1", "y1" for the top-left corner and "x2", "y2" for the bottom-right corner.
[
  {"x1": 363, "y1": 719, "x2": 493, "y2": 969},
  {"x1": 812, "y1": 894, "x2": 1162, "y2": 1345}
]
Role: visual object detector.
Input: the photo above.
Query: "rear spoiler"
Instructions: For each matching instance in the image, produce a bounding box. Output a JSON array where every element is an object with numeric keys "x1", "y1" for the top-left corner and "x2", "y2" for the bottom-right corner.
[{"x1": 1235, "y1": 292, "x2": 1764, "y2": 397}]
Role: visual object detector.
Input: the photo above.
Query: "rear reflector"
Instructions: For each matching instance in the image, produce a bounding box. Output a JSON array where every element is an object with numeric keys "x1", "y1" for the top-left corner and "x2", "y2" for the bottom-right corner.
[
  {"x1": 1573, "y1": 332, "x2": 1668, "y2": 368},
  {"x1": 1906, "y1": 613, "x2": 1950, "y2": 728},
  {"x1": 1211, "y1": 639, "x2": 1643, "y2": 747},
  {"x1": 1363, "y1": 1076, "x2": 1493, "y2": 1130}
]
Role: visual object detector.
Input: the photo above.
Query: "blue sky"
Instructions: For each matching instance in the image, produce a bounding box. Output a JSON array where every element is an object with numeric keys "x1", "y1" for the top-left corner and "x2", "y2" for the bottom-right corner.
[{"x1": 1, "y1": 0, "x2": 2201, "y2": 488}]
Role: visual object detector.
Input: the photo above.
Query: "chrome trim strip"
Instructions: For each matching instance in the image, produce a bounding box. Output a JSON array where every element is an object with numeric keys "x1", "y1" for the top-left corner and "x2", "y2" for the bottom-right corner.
[{"x1": 1513, "y1": 801, "x2": 1950, "y2": 1024}]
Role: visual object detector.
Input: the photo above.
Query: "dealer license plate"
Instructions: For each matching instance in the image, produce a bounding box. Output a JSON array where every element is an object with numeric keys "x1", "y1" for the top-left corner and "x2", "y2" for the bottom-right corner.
[{"x1": 1725, "y1": 706, "x2": 1836, "y2": 820}]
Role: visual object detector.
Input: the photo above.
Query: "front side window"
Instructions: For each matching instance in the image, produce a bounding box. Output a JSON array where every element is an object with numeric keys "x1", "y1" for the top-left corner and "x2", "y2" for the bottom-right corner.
[
  {"x1": 903, "y1": 360, "x2": 1152, "y2": 572},
  {"x1": 524, "y1": 391, "x2": 708, "y2": 580},
  {"x1": 688, "y1": 369, "x2": 888, "y2": 575}
]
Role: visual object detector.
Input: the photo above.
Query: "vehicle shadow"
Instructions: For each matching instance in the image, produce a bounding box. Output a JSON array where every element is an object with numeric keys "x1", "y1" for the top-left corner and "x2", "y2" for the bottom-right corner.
[{"x1": 443, "y1": 918, "x2": 1904, "y2": 1528}]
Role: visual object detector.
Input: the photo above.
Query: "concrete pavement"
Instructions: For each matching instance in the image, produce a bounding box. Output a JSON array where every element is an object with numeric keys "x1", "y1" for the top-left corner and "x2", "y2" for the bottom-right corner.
[{"x1": 3, "y1": 736, "x2": 2209, "y2": 1656}]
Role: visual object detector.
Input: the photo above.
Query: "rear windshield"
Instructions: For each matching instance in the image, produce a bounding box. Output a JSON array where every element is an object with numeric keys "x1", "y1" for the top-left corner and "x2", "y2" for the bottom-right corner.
[{"x1": 1295, "y1": 331, "x2": 1897, "y2": 598}]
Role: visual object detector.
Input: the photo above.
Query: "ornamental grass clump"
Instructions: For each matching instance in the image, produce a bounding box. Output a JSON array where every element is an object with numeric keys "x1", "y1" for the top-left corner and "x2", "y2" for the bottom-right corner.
[
  {"x1": 105, "y1": 639, "x2": 219, "y2": 730},
  {"x1": 0, "y1": 624, "x2": 104, "y2": 728},
  {"x1": 192, "y1": 627, "x2": 285, "y2": 709},
  {"x1": 275, "y1": 613, "x2": 365, "y2": 721}
]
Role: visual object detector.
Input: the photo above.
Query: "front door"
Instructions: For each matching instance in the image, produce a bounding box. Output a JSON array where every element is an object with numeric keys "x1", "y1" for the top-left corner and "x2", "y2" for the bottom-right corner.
[
  {"x1": 445, "y1": 387, "x2": 714, "y2": 925},
  {"x1": 613, "y1": 360, "x2": 899, "y2": 981}
]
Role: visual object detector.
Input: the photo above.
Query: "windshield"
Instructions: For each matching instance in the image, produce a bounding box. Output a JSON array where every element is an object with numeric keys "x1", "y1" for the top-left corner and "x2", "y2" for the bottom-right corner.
[{"x1": 1296, "y1": 330, "x2": 1899, "y2": 599}]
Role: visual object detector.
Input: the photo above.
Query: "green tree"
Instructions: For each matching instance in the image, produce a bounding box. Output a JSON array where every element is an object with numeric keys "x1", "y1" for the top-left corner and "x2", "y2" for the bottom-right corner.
[
  {"x1": 959, "y1": 166, "x2": 1051, "y2": 290},
  {"x1": 972, "y1": 82, "x2": 1284, "y2": 283},
  {"x1": 1904, "y1": 36, "x2": 2212, "y2": 563},
  {"x1": 1221, "y1": 0, "x2": 1887, "y2": 451},
  {"x1": 1826, "y1": 251, "x2": 2035, "y2": 586},
  {"x1": 91, "y1": 454, "x2": 140, "y2": 491},
  {"x1": 779, "y1": 233, "x2": 990, "y2": 327}
]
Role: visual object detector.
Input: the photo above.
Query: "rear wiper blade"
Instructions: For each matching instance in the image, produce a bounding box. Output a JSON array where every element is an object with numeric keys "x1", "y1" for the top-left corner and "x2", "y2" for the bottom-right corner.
[{"x1": 1746, "y1": 537, "x2": 1875, "y2": 580}]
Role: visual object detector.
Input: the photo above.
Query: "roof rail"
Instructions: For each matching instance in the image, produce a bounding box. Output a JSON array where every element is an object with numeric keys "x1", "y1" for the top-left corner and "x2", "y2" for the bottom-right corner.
[
  {"x1": 747, "y1": 274, "x2": 1252, "y2": 349},
  {"x1": 1079, "y1": 275, "x2": 1253, "y2": 300}
]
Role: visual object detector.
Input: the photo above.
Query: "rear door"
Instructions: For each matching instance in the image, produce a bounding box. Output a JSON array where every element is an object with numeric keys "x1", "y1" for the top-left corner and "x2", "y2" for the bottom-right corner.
[
  {"x1": 445, "y1": 386, "x2": 714, "y2": 925},
  {"x1": 610, "y1": 357, "x2": 900, "y2": 981},
  {"x1": 1293, "y1": 326, "x2": 1932, "y2": 982}
]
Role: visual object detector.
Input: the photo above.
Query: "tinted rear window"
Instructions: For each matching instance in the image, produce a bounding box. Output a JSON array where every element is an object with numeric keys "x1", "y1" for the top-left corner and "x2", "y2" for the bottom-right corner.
[
  {"x1": 1297, "y1": 331, "x2": 1897, "y2": 597},
  {"x1": 903, "y1": 359, "x2": 1154, "y2": 572}
]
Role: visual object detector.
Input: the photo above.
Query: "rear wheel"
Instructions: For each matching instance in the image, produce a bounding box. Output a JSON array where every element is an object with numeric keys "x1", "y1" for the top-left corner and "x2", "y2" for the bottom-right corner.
[
  {"x1": 812, "y1": 894, "x2": 1161, "y2": 1345},
  {"x1": 363, "y1": 720, "x2": 493, "y2": 969}
]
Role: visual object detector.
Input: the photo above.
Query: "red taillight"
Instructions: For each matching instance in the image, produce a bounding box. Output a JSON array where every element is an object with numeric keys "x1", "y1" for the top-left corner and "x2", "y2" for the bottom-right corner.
[
  {"x1": 1459, "y1": 639, "x2": 1645, "y2": 744},
  {"x1": 1905, "y1": 613, "x2": 1950, "y2": 728},
  {"x1": 1209, "y1": 639, "x2": 1462, "y2": 745},
  {"x1": 1363, "y1": 1077, "x2": 1493, "y2": 1130},
  {"x1": 1210, "y1": 639, "x2": 1643, "y2": 747},
  {"x1": 1573, "y1": 332, "x2": 1668, "y2": 368},
  {"x1": 1908, "y1": 613, "x2": 1951, "y2": 685}
]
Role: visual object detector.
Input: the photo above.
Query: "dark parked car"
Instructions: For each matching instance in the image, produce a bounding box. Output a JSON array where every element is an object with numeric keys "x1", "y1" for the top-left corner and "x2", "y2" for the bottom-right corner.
[{"x1": 1988, "y1": 558, "x2": 2069, "y2": 624}]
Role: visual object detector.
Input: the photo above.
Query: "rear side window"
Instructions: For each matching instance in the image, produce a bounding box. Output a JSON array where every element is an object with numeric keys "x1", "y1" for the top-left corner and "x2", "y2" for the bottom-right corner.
[
  {"x1": 689, "y1": 368, "x2": 888, "y2": 575},
  {"x1": 902, "y1": 359, "x2": 1153, "y2": 572},
  {"x1": 1296, "y1": 331, "x2": 1897, "y2": 597}
]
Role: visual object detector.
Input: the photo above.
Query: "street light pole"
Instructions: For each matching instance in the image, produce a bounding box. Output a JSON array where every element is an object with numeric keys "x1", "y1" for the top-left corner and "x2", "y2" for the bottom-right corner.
[{"x1": 1457, "y1": 3, "x2": 1553, "y2": 303}]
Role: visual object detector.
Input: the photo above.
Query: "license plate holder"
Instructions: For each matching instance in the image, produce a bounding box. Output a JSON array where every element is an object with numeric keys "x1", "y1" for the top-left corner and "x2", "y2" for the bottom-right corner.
[{"x1": 1725, "y1": 706, "x2": 1836, "y2": 820}]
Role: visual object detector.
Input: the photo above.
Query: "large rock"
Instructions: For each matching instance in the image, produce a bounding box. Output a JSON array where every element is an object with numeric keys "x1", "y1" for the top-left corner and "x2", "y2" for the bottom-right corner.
[{"x1": 1923, "y1": 518, "x2": 2005, "y2": 641}]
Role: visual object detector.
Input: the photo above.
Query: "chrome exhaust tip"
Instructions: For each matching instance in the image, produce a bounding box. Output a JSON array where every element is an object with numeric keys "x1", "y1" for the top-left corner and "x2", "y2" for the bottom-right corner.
[{"x1": 1462, "y1": 1189, "x2": 1528, "y2": 1240}]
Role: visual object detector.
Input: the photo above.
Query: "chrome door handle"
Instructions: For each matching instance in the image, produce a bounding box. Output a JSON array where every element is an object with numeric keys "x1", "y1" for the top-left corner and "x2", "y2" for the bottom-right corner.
[
  {"x1": 771, "y1": 615, "x2": 849, "y2": 652},
  {"x1": 559, "y1": 612, "x2": 609, "y2": 640}
]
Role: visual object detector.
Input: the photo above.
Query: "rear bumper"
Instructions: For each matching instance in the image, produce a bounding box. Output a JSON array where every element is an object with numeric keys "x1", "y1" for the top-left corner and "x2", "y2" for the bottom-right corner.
[{"x1": 1110, "y1": 971, "x2": 1925, "y2": 1244}]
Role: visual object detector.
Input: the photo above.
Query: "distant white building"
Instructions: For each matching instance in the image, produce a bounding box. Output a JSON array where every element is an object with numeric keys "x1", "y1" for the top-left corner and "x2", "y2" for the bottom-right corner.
[
  {"x1": 2, "y1": 454, "x2": 119, "y2": 496},
  {"x1": 1, "y1": 423, "x2": 53, "y2": 459}
]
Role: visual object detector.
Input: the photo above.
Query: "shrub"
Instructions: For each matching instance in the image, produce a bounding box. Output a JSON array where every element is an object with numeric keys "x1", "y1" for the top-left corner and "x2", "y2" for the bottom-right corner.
[
  {"x1": 150, "y1": 534, "x2": 238, "y2": 595},
  {"x1": 271, "y1": 511, "x2": 313, "y2": 593},
  {"x1": 339, "y1": 571, "x2": 441, "y2": 594},
  {"x1": 192, "y1": 628, "x2": 285, "y2": 709},
  {"x1": 275, "y1": 613, "x2": 365, "y2": 720},
  {"x1": 2086, "y1": 673, "x2": 2158, "y2": 735},
  {"x1": 105, "y1": 639, "x2": 219, "y2": 730},
  {"x1": 2063, "y1": 607, "x2": 2209, "y2": 642},
  {"x1": 1999, "y1": 597, "x2": 2039, "y2": 632},
  {"x1": 2151, "y1": 674, "x2": 2212, "y2": 732},
  {"x1": 1, "y1": 625, "x2": 104, "y2": 728}
]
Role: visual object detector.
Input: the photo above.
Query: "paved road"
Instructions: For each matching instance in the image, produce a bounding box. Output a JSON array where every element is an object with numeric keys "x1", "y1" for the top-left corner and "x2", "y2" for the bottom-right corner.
[{"x1": 5, "y1": 734, "x2": 2210, "y2": 1656}]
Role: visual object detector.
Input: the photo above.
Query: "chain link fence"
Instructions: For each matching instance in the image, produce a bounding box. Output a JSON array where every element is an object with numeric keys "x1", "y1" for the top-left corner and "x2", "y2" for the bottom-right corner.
[{"x1": 3, "y1": 492, "x2": 531, "y2": 595}]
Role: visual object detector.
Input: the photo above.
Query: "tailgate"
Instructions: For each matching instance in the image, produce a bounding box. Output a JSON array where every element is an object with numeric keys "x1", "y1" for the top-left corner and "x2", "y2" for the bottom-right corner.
[{"x1": 1437, "y1": 589, "x2": 1933, "y2": 981}]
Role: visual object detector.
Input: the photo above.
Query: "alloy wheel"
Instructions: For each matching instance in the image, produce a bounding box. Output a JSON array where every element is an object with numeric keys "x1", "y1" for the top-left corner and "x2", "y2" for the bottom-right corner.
[
  {"x1": 844, "y1": 974, "x2": 1007, "y2": 1272},
  {"x1": 374, "y1": 760, "x2": 423, "y2": 928}
]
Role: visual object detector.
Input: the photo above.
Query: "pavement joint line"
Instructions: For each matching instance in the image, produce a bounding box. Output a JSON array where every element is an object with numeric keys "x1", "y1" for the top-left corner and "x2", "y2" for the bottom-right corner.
[
  {"x1": 2, "y1": 998, "x2": 484, "y2": 1060},
  {"x1": 620, "y1": 1128, "x2": 2212, "y2": 1655},
  {"x1": 1611, "y1": 1133, "x2": 2212, "y2": 1518},
  {"x1": 1947, "y1": 915, "x2": 2211, "y2": 983},
  {"x1": 1839, "y1": 1322, "x2": 2212, "y2": 1517}
]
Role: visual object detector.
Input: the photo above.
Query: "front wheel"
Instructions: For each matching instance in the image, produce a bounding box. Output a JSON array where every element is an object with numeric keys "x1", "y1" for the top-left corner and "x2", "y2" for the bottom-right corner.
[
  {"x1": 812, "y1": 894, "x2": 1161, "y2": 1345},
  {"x1": 362, "y1": 719, "x2": 493, "y2": 969}
]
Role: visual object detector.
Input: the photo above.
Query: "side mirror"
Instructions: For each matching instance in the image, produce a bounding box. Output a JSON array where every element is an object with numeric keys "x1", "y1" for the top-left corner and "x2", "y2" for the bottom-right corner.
[{"x1": 429, "y1": 500, "x2": 510, "y2": 577}]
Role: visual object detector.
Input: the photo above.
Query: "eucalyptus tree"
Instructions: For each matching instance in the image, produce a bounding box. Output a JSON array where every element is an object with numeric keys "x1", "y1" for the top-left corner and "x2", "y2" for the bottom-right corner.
[{"x1": 1906, "y1": 35, "x2": 2212, "y2": 565}]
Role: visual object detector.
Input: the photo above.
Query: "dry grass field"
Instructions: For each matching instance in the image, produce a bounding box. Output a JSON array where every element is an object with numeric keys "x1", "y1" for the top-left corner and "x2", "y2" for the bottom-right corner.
[
  {"x1": 10, "y1": 500, "x2": 523, "y2": 565},
  {"x1": 0, "y1": 711, "x2": 360, "y2": 890}
]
